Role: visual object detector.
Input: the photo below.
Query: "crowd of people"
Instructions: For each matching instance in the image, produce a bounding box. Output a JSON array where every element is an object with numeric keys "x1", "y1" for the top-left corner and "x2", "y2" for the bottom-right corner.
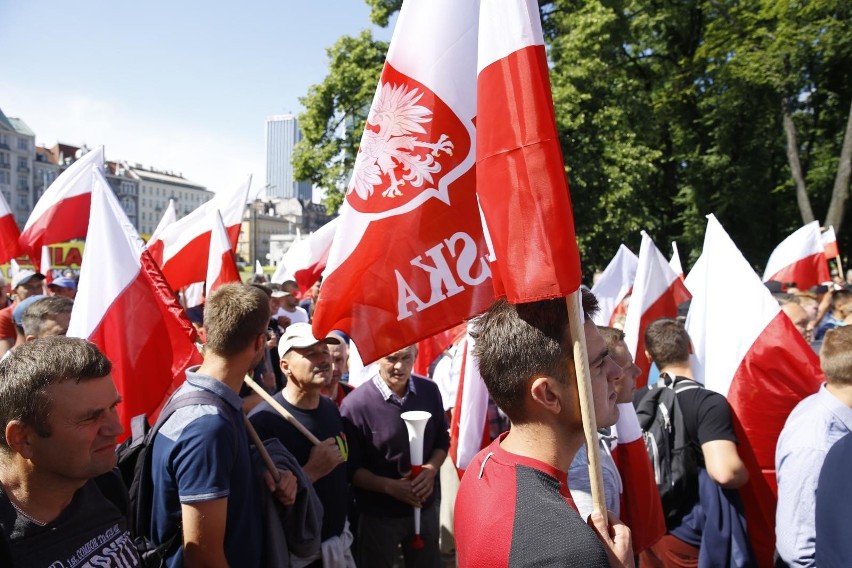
[{"x1": 0, "y1": 269, "x2": 849, "y2": 567}]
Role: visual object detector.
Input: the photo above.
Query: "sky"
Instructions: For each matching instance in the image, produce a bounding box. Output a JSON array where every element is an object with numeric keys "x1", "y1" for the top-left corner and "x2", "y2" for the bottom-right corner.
[{"x1": 0, "y1": 1, "x2": 392, "y2": 197}]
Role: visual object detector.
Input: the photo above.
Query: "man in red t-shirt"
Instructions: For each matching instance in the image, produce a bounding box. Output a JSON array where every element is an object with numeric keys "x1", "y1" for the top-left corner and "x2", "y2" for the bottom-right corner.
[{"x1": 0, "y1": 270, "x2": 46, "y2": 357}]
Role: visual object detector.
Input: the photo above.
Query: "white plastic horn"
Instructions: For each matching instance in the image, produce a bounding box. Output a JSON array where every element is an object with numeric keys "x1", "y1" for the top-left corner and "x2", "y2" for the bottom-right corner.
[{"x1": 401, "y1": 410, "x2": 431, "y2": 549}]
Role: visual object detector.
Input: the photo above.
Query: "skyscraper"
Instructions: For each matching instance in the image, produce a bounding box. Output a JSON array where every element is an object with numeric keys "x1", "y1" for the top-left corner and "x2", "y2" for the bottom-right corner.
[{"x1": 265, "y1": 114, "x2": 312, "y2": 200}]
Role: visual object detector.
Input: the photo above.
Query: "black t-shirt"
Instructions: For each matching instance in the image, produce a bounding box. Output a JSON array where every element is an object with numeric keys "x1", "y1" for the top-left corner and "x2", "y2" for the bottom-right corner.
[
  {"x1": 674, "y1": 378, "x2": 738, "y2": 457},
  {"x1": 249, "y1": 393, "x2": 349, "y2": 540},
  {"x1": 0, "y1": 479, "x2": 140, "y2": 568}
]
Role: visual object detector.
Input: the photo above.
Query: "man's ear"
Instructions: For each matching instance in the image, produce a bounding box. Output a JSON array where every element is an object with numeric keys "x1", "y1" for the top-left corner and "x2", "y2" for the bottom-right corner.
[
  {"x1": 6, "y1": 420, "x2": 34, "y2": 459},
  {"x1": 529, "y1": 376, "x2": 563, "y2": 416},
  {"x1": 644, "y1": 349, "x2": 652, "y2": 364}
]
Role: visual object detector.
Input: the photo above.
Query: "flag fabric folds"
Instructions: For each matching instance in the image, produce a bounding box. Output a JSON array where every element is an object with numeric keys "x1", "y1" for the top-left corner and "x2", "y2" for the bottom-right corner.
[
  {"x1": 590, "y1": 244, "x2": 638, "y2": 326},
  {"x1": 685, "y1": 214, "x2": 824, "y2": 567},
  {"x1": 311, "y1": 0, "x2": 494, "y2": 363},
  {"x1": 206, "y1": 210, "x2": 241, "y2": 293},
  {"x1": 448, "y1": 330, "x2": 490, "y2": 474},
  {"x1": 475, "y1": 0, "x2": 582, "y2": 301},
  {"x1": 0, "y1": 191, "x2": 21, "y2": 264},
  {"x1": 19, "y1": 146, "x2": 104, "y2": 259},
  {"x1": 762, "y1": 221, "x2": 830, "y2": 290},
  {"x1": 272, "y1": 217, "x2": 339, "y2": 294},
  {"x1": 623, "y1": 232, "x2": 691, "y2": 389},
  {"x1": 146, "y1": 176, "x2": 251, "y2": 290},
  {"x1": 68, "y1": 168, "x2": 202, "y2": 440}
]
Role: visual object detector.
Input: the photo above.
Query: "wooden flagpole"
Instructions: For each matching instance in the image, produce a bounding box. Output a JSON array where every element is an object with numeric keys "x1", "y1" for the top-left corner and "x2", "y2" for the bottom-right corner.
[
  {"x1": 243, "y1": 414, "x2": 280, "y2": 482},
  {"x1": 566, "y1": 289, "x2": 608, "y2": 516},
  {"x1": 243, "y1": 375, "x2": 321, "y2": 446}
]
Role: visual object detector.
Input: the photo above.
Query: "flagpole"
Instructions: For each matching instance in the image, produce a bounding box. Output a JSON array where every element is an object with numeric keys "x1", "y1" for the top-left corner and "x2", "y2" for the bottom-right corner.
[
  {"x1": 566, "y1": 290, "x2": 607, "y2": 516},
  {"x1": 244, "y1": 375, "x2": 322, "y2": 445},
  {"x1": 836, "y1": 254, "x2": 844, "y2": 282},
  {"x1": 243, "y1": 414, "x2": 281, "y2": 482}
]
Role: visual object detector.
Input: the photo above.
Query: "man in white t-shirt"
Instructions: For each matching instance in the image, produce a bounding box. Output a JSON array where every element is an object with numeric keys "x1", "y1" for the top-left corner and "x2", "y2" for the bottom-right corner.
[{"x1": 273, "y1": 281, "x2": 309, "y2": 328}]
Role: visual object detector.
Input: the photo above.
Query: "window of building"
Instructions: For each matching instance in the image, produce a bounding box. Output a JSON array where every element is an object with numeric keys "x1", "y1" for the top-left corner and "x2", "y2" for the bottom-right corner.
[
  {"x1": 17, "y1": 196, "x2": 27, "y2": 209},
  {"x1": 17, "y1": 138, "x2": 28, "y2": 151},
  {"x1": 17, "y1": 157, "x2": 27, "y2": 170},
  {"x1": 0, "y1": 171, "x2": 8, "y2": 184}
]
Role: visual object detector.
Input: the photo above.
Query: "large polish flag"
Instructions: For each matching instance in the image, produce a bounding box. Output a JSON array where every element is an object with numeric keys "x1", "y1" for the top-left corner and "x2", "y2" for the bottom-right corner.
[
  {"x1": 0, "y1": 191, "x2": 21, "y2": 264},
  {"x1": 475, "y1": 0, "x2": 582, "y2": 301},
  {"x1": 68, "y1": 168, "x2": 202, "y2": 439},
  {"x1": 448, "y1": 330, "x2": 490, "y2": 474},
  {"x1": 685, "y1": 214, "x2": 823, "y2": 567},
  {"x1": 206, "y1": 210, "x2": 241, "y2": 293},
  {"x1": 146, "y1": 176, "x2": 251, "y2": 290},
  {"x1": 311, "y1": 0, "x2": 495, "y2": 362},
  {"x1": 19, "y1": 146, "x2": 104, "y2": 259},
  {"x1": 762, "y1": 221, "x2": 830, "y2": 289},
  {"x1": 590, "y1": 244, "x2": 638, "y2": 326},
  {"x1": 623, "y1": 232, "x2": 691, "y2": 389},
  {"x1": 272, "y1": 217, "x2": 339, "y2": 294}
]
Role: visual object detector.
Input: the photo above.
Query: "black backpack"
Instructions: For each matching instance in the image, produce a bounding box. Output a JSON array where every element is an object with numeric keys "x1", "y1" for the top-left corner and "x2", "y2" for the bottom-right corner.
[
  {"x1": 115, "y1": 389, "x2": 237, "y2": 567},
  {"x1": 636, "y1": 377, "x2": 702, "y2": 530}
]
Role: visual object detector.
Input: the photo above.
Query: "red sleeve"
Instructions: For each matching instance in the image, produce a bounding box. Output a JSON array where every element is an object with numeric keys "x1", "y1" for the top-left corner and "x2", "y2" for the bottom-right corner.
[{"x1": 0, "y1": 306, "x2": 15, "y2": 339}]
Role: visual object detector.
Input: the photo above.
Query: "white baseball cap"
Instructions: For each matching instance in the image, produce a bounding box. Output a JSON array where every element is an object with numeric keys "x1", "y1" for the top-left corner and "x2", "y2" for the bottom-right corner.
[{"x1": 278, "y1": 322, "x2": 340, "y2": 357}]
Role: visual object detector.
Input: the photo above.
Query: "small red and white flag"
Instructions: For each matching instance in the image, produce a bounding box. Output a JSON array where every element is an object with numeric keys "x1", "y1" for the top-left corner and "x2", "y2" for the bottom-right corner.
[
  {"x1": 40, "y1": 246, "x2": 53, "y2": 285},
  {"x1": 685, "y1": 214, "x2": 823, "y2": 566},
  {"x1": 762, "y1": 221, "x2": 830, "y2": 290},
  {"x1": 68, "y1": 168, "x2": 202, "y2": 440},
  {"x1": 822, "y1": 225, "x2": 839, "y2": 259},
  {"x1": 670, "y1": 241, "x2": 685, "y2": 281},
  {"x1": 0, "y1": 191, "x2": 21, "y2": 264},
  {"x1": 149, "y1": 198, "x2": 176, "y2": 243},
  {"x1": 272, "y1": 217, "x2": 339, "y2": 295},
  {"x1": 623, "y1": 232, "x2": 691, "y2": 389},
  {"x1": 475, "y1": 0, "x2": 583, "y2": 301},
  {"x1": 590, "y1": 244, "x2": 638, "y2": 326},
  {"x1": 413, "y1": 322, "x2": 466, "y2": 377},
  {"x1": 146, "y1": 176, "x2": 251, "y2": 290},
  {"x1": 312, "y1": 0, "x2": 494, "y2": 362},
  {"x1": 19, "y1": 146, "x2": 104, "y2": 259},
  {"x1": 182, "y1": 282, "x2": 205, "y2": 309},
  {"x1": 206, "y1": 210, "x2": 241, "y2": 294},
  {"x1": 448, "y1": 329, "x2": 490, "y2": 474}
]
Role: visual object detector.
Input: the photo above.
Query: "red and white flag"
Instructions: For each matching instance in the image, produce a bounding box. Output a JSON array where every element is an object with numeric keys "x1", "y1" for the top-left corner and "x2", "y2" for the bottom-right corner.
[
  {"x1": 623, "y1": 232, "x2": 691, "y2": 389},
  {"x1": 312, "y1": 0, "x2": 494, "y2": 362},
  {"x1": 272, "y1": 217, "x2": 339, "y2": 295},
  {"x1": 146, "y1": 176, "x2": 251, "y2": 290},
  {"x1": 0, "y1": 191, "x2": 21, "y2": 264},
  {"x1": 475, "y1": 0, "x2": 582, "y2": 301},
  {"x1": 20, "y1": 146, "x2": 104, "y2": 259},
  {"x1": 68, "y1": 168, "x2": 202, "y2": 440},
  {"x1": 762, "y1": 221, "x2": 830, "y2": 289},
  {"x1": 685, "y1": 214, "x2": 823, "y2": 566},
  {"x1": 183, "y1": 282, "x2": 205, "y2": 309},
  {"x1": 206, "y1": 210, "x2": 241, "y2": 293},
  {"x1": 414, "y1": 322, "x2": 466, "y2": 377},
  {"x1": 590, "y1": 244, "x2": 638, "y2": 326},
  {"x1": 40, "y1": 246, "x2": 53, "y2": 285},
  {"x1": 822, "y1": 225, "x2": 839, "y2": 259},
  {"x1": 448, "y1": 330, "x2": 490, "y2": 474},
  {"x1": 670, "y1": 241, "x2": 685, "y2": 281},
  {"x1": 149, "y1": 198, "x2": 176, "y2": 243}
]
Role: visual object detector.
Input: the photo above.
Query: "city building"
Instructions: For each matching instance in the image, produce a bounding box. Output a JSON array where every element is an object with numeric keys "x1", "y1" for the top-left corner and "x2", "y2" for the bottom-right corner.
[
  {"x1": 265, "y1": 114, "x2": 312, "y2": 200},
  {"x1": 128, "y1": 165, "x2": 213, "y2": 236},
  {"x1": 237, "y1": 198, "x2": 301, "y2": 266},
  {"x1": 0, "y1": 109, "x2": 35, "y2": 226}
]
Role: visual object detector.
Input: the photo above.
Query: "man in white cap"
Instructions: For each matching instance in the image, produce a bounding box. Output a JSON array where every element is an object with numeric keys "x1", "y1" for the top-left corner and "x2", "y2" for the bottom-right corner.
[
  {"x1": 249, "y1": 322, "x2": 353, "y2": 566},
  {"x1": 0, "y1": 270, "x2": 45, "y2": 356}
]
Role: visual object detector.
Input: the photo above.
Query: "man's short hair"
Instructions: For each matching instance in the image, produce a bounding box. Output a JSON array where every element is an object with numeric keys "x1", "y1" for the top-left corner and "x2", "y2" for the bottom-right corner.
[
  {"x1": 597, "y1": 326, "x2": 625, "y2": 349},
  {"x1": 644, "y1": 318, "x2": 691, "y2": 368},
  {"x1": 831, "y1": 289, "x2": 852, "y2": 309},
  {"x1": 0, "y1": 337, "x2": 112, "y2": 449},
  {"x1": 21, "y1": 296, "x2": 73, "y2": 338},
  {"x1": 471, "y1": 290, "x2": 599, "y2": 422},
  {"x1": 821, "y1": 326, "x2": 852, "y2": 386},
  {"x1": 204, "y1": 284, "x2": 271, "y2": 357}
]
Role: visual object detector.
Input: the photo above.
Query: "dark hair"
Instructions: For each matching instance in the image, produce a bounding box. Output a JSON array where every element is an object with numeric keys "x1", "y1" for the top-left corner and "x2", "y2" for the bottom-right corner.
[
  {"x1": 0, "y1": 337, "x2": 112, "y2": 448},
  {"x1": 204, "y1": 284, "x2": 270, "y2": 356},
  {"x1": 597, "y1": 326, "x2": 625, "y2": 349},
  {"x1": 831, "y1": 289, "x2": 852, "y2": 309},
  {"x1": 644, "y1": 318, "x2": 691, "y2": 368},
  {"x1": 471, "y1": 290, "x2": 599, "y2": 422},
  {"x1": 21, "y1": 296, "x2": 73, "y2": 338},
  {"x1": 249, "y1": 283, "x2": 273, "y2": 298},
  {"x1": 821, "y1": 326, "x2": 852, "y2": 386}
]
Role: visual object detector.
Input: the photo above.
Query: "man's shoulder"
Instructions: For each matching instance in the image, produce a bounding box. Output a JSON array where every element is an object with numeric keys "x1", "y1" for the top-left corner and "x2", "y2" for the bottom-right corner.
[{"x1": 340, "y1": 380, "x2": 378, "y2": 409}]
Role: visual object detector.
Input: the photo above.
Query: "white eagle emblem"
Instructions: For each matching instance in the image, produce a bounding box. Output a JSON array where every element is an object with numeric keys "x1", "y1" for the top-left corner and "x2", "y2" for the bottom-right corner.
[{"x1": 349, "y1": 82, "x2": 454, "y2": 200}]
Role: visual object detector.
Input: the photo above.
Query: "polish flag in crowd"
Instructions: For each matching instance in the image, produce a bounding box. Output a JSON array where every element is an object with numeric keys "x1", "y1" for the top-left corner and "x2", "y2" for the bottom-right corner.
[
  {"x1": 272, "y1": 217, "x2": 339, "y2": 294},
  {"x1": 413, "y1": 322, "x2": 466, "y2": 377},
  {"x1": 147, "y1": 176, "x2": 251, "y2": 291},
  {"x1": 590, "y1": 245, "x2": 638, "y2": 326},
  {"x1": 822, "y1": 225, "x2": 839, "y2": 259},
  {"x1": 19, "y1": 146, "x2": 104, "y2": 259},
  {"x1": 670, "y1": 241, "x2": 685, "y2": 281},
  {"x1": 311, "y1": 0, "x2": 494, "y2": 361},
  {"x1": 40, "y1": 246, "x2": 53, "y2": 285},
  {"x1": 685, "y1": 214, "x2": 823, "y2": 566},
  {"x1": 206, "y1": 210, "x2": 241, "y2": 293},
  {"x1": 762, "y1": 221, "x2": 830, "y2": 290},
  {"x1": 0, "y1": 191, "x2": 21, "y2": 264},
  {"x1": 149, "y1": 198, "x2": 176, "y2": 244},
  {"x1": 183, "y1": 282, "x2": 205, "y2": 309},
  {"x1": 448, "y1": 331, "x2": 490, "y2": 474},
  {"x1": 611, "y1": 403, "x2": 667, "y2": 554},
  {"x1": 68, "y1": 168, "x2": 202, "y2": 439},
  {"x1": 623, "y1": 232, "x2": 691, "y2": 389}
]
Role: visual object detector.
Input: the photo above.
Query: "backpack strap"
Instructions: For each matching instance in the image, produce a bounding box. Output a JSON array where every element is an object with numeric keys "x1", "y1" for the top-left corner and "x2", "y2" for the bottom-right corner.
[{"x1": 670, "y1": 377, "x2": 702, "y2": 394}]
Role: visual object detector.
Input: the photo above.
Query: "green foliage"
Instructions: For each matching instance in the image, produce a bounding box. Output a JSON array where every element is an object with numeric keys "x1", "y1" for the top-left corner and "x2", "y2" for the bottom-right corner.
[{"x1": 363, "y1": 0, "x2": 402, "y2": 26}]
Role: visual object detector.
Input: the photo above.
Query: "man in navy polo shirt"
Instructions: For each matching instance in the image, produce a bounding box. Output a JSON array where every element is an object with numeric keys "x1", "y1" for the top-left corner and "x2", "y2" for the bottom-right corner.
[{"x1": 341, "y1": 344, "x2": 449, "y2": 568}]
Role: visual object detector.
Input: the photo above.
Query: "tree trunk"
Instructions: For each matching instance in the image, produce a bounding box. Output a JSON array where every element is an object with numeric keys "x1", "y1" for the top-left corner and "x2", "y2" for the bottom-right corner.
[
  {"x1": 824, "y1": 98, "x2": 852, "y2": 235},
  {"x1": 783, "y1": 100, "x2": 816, "y2": 224}
]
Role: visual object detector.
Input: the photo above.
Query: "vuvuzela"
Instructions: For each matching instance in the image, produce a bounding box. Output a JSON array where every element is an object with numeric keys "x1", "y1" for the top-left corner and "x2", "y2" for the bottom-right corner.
[{"x1": 401, "y1": 410, "x2": 432, "y2": 549}]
